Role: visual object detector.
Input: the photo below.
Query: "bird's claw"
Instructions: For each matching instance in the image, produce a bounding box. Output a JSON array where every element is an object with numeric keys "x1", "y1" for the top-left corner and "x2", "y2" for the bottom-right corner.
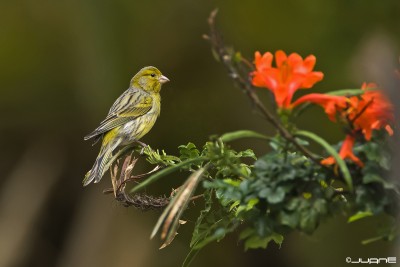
[{"x1": 134, "y1": 140, "x2": 148, "y2": 156}]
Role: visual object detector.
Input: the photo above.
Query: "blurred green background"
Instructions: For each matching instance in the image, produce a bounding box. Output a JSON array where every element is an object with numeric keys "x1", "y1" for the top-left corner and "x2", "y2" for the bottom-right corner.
[{"x1": 0, "y1": 0, "x2": 399, "y2": 267}]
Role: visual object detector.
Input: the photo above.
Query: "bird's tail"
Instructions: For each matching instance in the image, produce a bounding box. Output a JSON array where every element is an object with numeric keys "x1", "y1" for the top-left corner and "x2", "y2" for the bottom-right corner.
[{"x1": 83, "y1": 140, "x2": 120, "y2": 186}]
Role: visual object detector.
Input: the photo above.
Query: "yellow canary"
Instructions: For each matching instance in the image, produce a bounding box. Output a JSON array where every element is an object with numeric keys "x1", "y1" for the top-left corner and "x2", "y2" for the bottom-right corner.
[{"x1": 83, "y1": 66, "x2": 169, "y2": 186}]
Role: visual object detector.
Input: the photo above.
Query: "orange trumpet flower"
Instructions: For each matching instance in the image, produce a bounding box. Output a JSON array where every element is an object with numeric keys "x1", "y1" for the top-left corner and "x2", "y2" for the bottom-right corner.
[
  {"x1": 321, "y1": 134, "x2": 364, "y2": 167},
  {"x1": 252, "y1": 50, "x2": 324, "y2": 108},
  {"x1": 347, "y1": 83, "x2": 394, "y2": 140},
  {"x1": 292, "y1": 94, "x2": 348, "y2": 121}
]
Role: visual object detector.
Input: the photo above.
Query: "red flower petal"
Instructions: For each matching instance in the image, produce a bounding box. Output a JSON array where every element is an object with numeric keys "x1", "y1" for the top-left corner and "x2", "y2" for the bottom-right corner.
[
  {"x1": 303, "y1": 55, "x2": 317, "y2": 72},
  {"x1": 321, "y1": 135, "x2": 364, "y2": 167},
  {"x1": 348, "y1": 83, "x2": 394, "y2": 140},
  {"x1": 251, "y1": 50, "x2": 324, "y2": 108},
  {"x1": 292, "y1": 93, "x2": 347, "y2": 121},
  {"x1": 255, "y1": 51, "x2": 273, "y2": 70},
  {"x1": 385, "y1": 125, "x2": 394, "y2": 136},
  {"x1": 301, "y1": 72, "x2": 324, "y2": 88},
  {"x1": 275, "y1": 50, "x2": 287, "y2": 67}
]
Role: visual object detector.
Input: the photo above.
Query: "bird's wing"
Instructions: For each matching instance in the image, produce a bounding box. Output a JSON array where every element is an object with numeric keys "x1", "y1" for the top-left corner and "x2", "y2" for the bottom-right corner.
[{"x1": 84, "y1": 89, "x2": 153, "y2": 141}]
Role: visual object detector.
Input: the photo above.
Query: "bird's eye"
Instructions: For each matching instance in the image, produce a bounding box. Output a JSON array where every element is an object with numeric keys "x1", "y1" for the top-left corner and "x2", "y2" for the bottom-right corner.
[{"x1": 150, "y1": 73, "x2": 156, "y2": 77}]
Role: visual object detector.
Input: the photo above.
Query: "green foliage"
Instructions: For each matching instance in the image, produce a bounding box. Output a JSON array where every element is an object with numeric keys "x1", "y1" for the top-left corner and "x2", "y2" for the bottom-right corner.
[
  {"x1": 361, "y1": 220, "x2": 399, "y2": 245},
  {"x1": 179, "y1": 143, "x2": 200, "y2": 161},
  {"x1": 350, "y1": 131, "x2": 399, "y2": 216},
  {"x1": 203, "y1": 147, "x2": 332, "y2": 248},
  {"x1": 132, "y1": 128, "x2": 398, "y2": 265},
  {"x1": 118, "y1": 13, "x2": 399, "y2": 264},
  {"x1": 296, "y1": 130, "x2": 353, "y2": 190},
  {"x1": 347, "y1": 211, "x2": 373, "y2": 223},
  {"x1": 143, "y1": 146, "x2": 180, "y2": 166},
  {"x1": 220, "y1": 130, "x2": 271, "y2": 142}
]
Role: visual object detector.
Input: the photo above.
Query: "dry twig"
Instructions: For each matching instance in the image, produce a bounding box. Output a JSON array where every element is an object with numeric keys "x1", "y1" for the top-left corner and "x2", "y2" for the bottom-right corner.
[
  {"x1": 205, "y1": 9, "x2": 323, "y2": 167},
  {"x1": 103, "y1": 154, "x2": 169, "y2": 210}
]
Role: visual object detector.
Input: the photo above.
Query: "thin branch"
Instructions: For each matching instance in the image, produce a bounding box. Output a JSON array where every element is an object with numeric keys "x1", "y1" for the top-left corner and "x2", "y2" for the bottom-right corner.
[
  {"x1": 103, "y1": 154, "x2": 204, "y2": 210},
  {"x1": 350, "y1": 97, "x2": 374, "y2": 124},
  {"x1": 205, "y1": 9, "x2": 323, "y2": 167},
  {"x1": 103, "y1": 154, "x2": 168, "y2": 210},
  {"x1": 117, "y1": 165, "x2": 162, "y2": 193},
  {"x1": 189, "y1": 194, "x2": 204, "y2": 201}
]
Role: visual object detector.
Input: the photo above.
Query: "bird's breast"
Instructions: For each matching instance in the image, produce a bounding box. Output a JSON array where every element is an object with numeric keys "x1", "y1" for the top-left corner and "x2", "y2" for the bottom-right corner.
[{"x1": 119, "y1": 96, "x2": 161, "y2": 144}]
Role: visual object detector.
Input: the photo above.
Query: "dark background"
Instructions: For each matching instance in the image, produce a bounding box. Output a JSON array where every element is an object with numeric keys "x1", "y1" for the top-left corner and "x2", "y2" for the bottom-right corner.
[{"x1": 0, "y1": 1, "x2": 399, "y2": 267}]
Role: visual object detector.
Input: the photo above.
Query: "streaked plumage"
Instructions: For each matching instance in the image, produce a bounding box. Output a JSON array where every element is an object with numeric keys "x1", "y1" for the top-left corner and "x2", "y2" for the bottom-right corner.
[{"x1": 83, "y1": 66, "x2": 169, "y2": 186}]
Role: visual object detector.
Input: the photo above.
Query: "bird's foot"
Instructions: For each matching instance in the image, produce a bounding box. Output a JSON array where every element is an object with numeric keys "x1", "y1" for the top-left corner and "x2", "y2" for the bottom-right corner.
[{"x1": 134, "y1": 140, "x2": 149, "y2": 156}]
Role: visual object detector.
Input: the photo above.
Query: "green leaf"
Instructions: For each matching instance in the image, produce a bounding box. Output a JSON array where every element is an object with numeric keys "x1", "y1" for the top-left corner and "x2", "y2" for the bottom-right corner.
[
  {"x1": 233, "y1": 51, "x2": 242, "y2": 63},
  {"x1": 285, "y1": 198, "x2": 301, "y2": 211},
  {"x1": 182, "y1": 248, "x2": 201, "y2": 267},
  {"x1": 362, "y1": 170, "x2": 396, "y2": 189},
  {"x1": 361, "y1": 235, "x2": 385, "y2": 245},
  {"x1": 193, "y1": 223, "x2": 238, "y2": 250},
  {"x1": 239, "y1": 227, "x2": 254, "y2": 240},
  {"x1": 193, "y1": 228, "x2": 225, "y2": 249},
  {"x1": 239, "y1": 164, "x2": 252, "y2": 177},
  {"x1": 313, "y1": 199, "x2": 328, "y2": 215},
  {"x1": 237, "y1": 149, "x2": 257, "y2": 160},
  {"x1": 222, "y1": 178, "x2": 241, "y2": 187},
  {"x1": 294, "y1": 137, "x2": 310, "y2": 146},
  {"x1": 179, "y1": 143, "x2": 200, "y2": 161},
  {"x1": 325, "y1": 88, "x2": 366, "y2": 96},
  {"x1": 278, "y1": 211, "x2": 299, "y2": 228},
  {"x1": 267, "y1": 187, "x2": 285, "y2": 204},
  {"x1": 258, "y1": 188, "x2": 270, "y2": 198},
  {"x1": 361, "y1": 223, "x2": 399, "y2": 244},
  {"x1": 271, "y1": 233, "x2": 284, "y2": 248},
  {"x1": 360, "y1": 141, "x2": 391, "y2": 170},
  {"x1": 258, "y1": 187, "x2": 285, "y2": 204},
  {"x1": 190, "y1": 189, "x2": 213, "y2": 247},
  {"x1": 143, "y1": 147, "x2": 180, "y2": 166},
  {"x1": 229, "y1": 200, "x2": 240, "y2": 211},
  {"x1": 241, "y1": 229, "x2": 284, "y2": 250},
  {"x1": 299, "y1": 208, "x2": 318, "y2": 234},
  {"x1": 190, "y1": 205, "x2": 239, "y2": 250},
  {"x1": 245, "y1": 235, "x2": 270, "y2": 250},
  {"x1": 348, "y1": 211, "x2": 373, "y2": 223},
  {"x1": 295, "y1": 130, "x2": 353, "y2": 191},
  {"x1": 220, "y1": 130, "x2": 270, "y2": 143},
  {"x1": 246, "y1": 198, "x2": 259, "y2": 210}
]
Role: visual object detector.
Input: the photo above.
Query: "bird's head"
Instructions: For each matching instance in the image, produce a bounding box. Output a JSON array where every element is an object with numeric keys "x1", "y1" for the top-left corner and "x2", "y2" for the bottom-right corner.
[{"x1": 130, "y1": 66, "x2": 169, "y2": 93}]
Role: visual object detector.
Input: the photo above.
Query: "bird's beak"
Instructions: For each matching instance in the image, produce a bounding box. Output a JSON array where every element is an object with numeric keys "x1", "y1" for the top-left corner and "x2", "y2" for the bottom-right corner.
[{"x1": 159, "y1": 75, "x2": 170, "y2": 84}]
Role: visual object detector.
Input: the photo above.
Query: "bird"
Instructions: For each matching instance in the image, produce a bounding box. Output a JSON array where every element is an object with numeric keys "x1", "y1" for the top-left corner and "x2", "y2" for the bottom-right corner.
[{"x1": 83, "y1": 66, "x2": 169, "y2": 186}]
